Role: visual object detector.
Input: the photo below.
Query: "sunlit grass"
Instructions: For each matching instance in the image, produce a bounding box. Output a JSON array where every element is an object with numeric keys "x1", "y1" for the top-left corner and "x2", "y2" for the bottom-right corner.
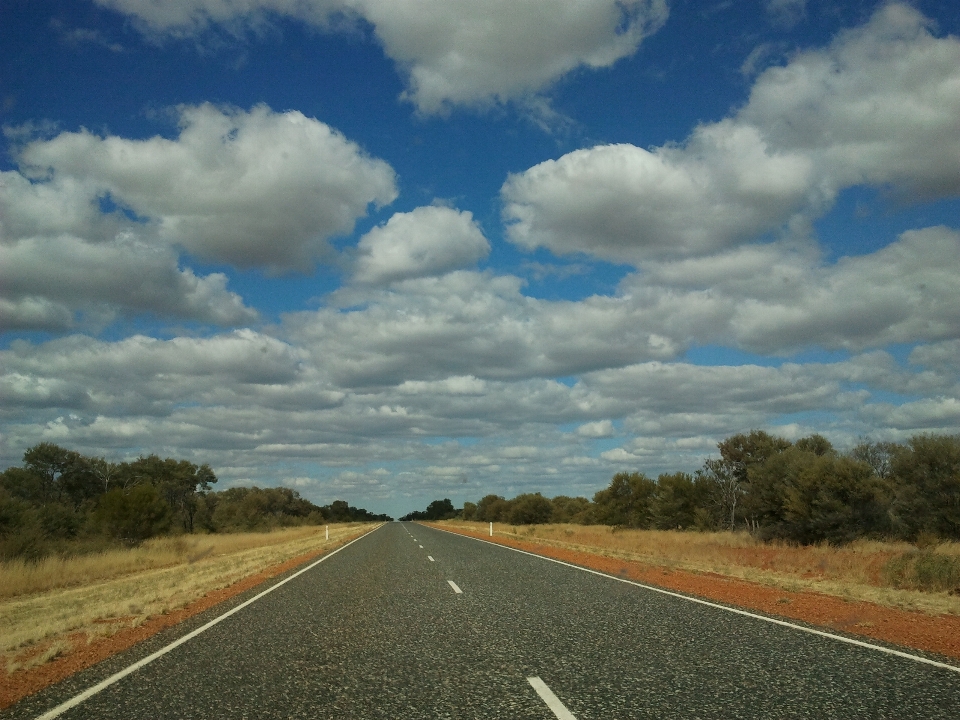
[
  {"x1": 1, "y1": 524, "x2": 372, "y2": 674},
  {"x1": 435, "y1": 521, "x2": 960, "y2": 616}
]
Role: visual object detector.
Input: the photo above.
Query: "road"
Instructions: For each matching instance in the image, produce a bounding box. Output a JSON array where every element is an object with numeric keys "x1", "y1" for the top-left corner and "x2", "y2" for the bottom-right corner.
[{"x1": 5, "y1": 522, "x2": 960, "y2": 719}]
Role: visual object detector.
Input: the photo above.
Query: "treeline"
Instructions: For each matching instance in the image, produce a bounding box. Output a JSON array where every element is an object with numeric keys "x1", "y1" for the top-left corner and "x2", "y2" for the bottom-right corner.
[
  {"x1": 399, "y1": 498, "x2": 456, "y2": 521},
  {"x1": 446, "y1": 432, "x2": 959, "y2": 545},
  {"x1": 0, "y1": 443, "x2": 391, "y2": 560}
]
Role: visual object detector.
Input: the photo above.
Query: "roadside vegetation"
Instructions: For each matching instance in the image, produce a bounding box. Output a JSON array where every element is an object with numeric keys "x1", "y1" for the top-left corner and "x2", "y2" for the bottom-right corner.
[
  {"x1": 0, "y1": 442, "x2": 392, "y2": 563},
  {"x1": 407, "y1": 431, "x2": 960, "y2": 600},
  {"x1": 0, "y1": 443, "x2": 390, "y2": 678},
  {"x1": 1, "y1": 524, "x2": 368, "y2": 676},
  {"x1": 430, "y1": 520, "x2": 960, "y2": 616}
]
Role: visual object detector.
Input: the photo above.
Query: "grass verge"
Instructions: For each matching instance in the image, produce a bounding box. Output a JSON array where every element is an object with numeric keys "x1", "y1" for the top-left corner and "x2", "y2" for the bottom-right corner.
[
  {"x1": 1, "y1": 524, "x2": 370, "y2": 678},
  {"x1": 435, "y1": 521, "x2": 960, "y2": 616}
]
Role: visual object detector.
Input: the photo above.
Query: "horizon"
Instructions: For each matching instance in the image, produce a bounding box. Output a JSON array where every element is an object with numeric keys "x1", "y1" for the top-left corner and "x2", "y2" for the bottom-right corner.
[{"x1": 2, "y1": 0, "x2": 960, "y2": 520}]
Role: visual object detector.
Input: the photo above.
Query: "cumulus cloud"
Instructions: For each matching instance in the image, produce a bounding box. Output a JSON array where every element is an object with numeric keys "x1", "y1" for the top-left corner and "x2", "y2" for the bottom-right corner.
[
  {"x1": 353, "y1": 0, "x2": 669, "y2": 113},
  {"x1": 502, "y1": 3, "x2": 960, "y2": 264},
  {"x1": 94, "y1": 0, "x2": 669, "y2": 113},
  {"x1": 15, "y1": 103, "x2": 397, "y2": 271},
  {"x1": 1, "y1": 103, "x2": 397, "y2": 330},
  {"x1": 353, "y1": 206, "x2": 489, "y2": 285},
  {"x1": 0, "y1": 234, "x2": 256, "y2": 331},
  {"x1": 286, "y1": 270, "x2": 683, "y2": 388},
  {"x1": 577, "y1": 420, "x2": 615, "y2": 438}
]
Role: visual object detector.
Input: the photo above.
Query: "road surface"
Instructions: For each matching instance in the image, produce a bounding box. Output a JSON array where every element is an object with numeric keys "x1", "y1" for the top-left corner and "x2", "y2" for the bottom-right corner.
[{"x1": 5, "y1": 522, "x2": 960, "y2": 719}]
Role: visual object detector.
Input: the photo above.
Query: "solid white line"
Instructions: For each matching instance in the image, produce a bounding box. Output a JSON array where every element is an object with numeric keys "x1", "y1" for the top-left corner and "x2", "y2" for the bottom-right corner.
[
  {"x1": 32, "y1": 525, "x2": 385, "y2": 720},
  {"x1": 431, "y1": 527, "x2": 960, "y2": 675},
  {"x1": 447, "y1": 580, "x2": 463, "y2": 594},
  {"x1": 528, "y1": 676, "x2": 577, "y2": 720},
  {"x1": 428, "y1": 556, "x2": 435, "y2": 562}
]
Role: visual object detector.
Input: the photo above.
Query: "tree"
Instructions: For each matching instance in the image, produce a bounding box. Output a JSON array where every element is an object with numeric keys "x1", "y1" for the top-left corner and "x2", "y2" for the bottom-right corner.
[
  {"x1": 125, "y1": 455, "x2": 217, "y2": 532},
  {"x1": 462, "y1": 501, "x2": 477, "y2": 520},
  {"x1": 781, "y1": 454, "x2": 889, "y2": 544},
  {"x1": 475, "y1": 494, "x2": 508, "y2": 522},
  {"x1": 94, "y1": 485, "x2": 171, "y2": 542},
  {"x1": 651, "y1": 473, "x2": 698, "y2": 530},
  {"x1": 549, "y1": 495, "x2": 591, "y2": 524},
  {"x1": 850, "y1": 439, "x2": 900, "y2": 480},
  {"x1": 22, "y1": 443, "x2": 75, "y2": 505},
  {"x1": 507, "y1": 493, "x2": 553, "y2": 525},
  {"x1": 592, "y1": 472, "x2": 656, "y2": 528},
  {"x1": 794, "y1": 434, "x2": 834, "y2": 457},
  {"x1": 698, "y1": 459, "x2": 743, "y2": 531},
  {"x1": 889, "y1": 434, "x2": 960, "y2": 540},
  {"x1": 425, "y1": 498, "x2": 456, "y2": 520}
]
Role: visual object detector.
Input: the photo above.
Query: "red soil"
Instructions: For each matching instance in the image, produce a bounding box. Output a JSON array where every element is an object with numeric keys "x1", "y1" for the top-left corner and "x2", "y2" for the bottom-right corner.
[
  {"x1": 0, "y1": 532, "x2": 364, "y2": 710},
  {"x1": 437, "y1": 526, "x2": 960, "y2": 663},
  {"x1": 5, "y1": 525, "x2": 958, "y2": 711}
]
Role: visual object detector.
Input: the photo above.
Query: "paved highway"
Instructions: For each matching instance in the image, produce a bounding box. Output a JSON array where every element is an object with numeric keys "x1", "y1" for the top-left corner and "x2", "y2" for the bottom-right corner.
[{"x1": 6, "y1": 522, "x2": 960, "y2": 719}]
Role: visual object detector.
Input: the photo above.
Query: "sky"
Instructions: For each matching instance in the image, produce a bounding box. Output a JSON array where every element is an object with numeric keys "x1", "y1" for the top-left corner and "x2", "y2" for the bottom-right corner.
[{"x1": 1, "y1": 0, "x2": 959, "y2": 519}]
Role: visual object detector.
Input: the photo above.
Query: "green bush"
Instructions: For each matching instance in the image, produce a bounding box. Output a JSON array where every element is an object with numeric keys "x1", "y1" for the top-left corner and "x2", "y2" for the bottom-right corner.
[{"x1": 883, "y1": 551, "x2": 960, "y2": 593}]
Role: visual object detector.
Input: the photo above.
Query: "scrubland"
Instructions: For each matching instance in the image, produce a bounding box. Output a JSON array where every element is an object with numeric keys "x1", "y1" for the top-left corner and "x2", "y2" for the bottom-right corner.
[
  {"x1": 2, "y1": 524, "x2": 368, "y2": 675},
  {"x1": 437, "y1": 521, "x2": 960, "y2": 617}
]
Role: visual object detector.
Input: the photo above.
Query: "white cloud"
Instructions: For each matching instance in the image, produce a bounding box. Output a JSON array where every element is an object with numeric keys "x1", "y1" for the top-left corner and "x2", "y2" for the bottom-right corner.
[
  {"x1": 354, "y1": 0, "x2": 669, "y2": 113},
  {"x1": 577, "y1": 420, "x2": 615, "y2": 438},
  {"x1": 763, "y1": 0, "x2": 806, "y2": 29},
  {"x1": 502, "y1": 3, "x2": 960, "y2": 264},
  {"x1": 16, "y1": 103, "x2": 397, "y2": 272},
  {"x1": 353, "y1": 205, "x2": 489, "y2": 285},
  {"x1": 0, "y1": 103, "x2": 397, "y2": 330},
  {"x1": 502, "y1": 132, "x2": 813, "y2": 263},
  {"x1": 0, "y1": 234, "x2": 256, "y2": 331},
  {"x1": 94, "y1": 0, "x2": 669, "y2": 113}
]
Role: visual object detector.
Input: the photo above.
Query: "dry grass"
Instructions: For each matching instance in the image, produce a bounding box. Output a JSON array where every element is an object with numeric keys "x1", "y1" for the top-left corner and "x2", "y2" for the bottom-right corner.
[
  {"x1": 436, "y1": 521, "x2": 960, "y2": 616},
  {"x1": 2, "y1": 524, "x2": 371, "y2": 674}
]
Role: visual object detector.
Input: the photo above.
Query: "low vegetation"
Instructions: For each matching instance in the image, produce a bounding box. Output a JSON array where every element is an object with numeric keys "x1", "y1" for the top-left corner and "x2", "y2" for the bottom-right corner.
[
  {"x1": 426, "y1": 431, "x2": 960, "y2": 547},
  {"x1": 1, "y1": 524, "x2": 369, "y2": 676},
  {"x1": 435, "y1": 520, "x2": 960, "y2": 616},
  {"x1": 0, "y1": 443, "x2": 392, "y2": 563}
]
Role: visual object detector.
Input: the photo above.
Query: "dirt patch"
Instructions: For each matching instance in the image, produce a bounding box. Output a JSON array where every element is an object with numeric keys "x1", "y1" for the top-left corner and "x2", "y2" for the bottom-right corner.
[
  {"x1": 0, "y1": 531, "x2": 364, "y2": 711},
  {"x1": 435, "y1": 525, "x2": 960, "y2": 663}
]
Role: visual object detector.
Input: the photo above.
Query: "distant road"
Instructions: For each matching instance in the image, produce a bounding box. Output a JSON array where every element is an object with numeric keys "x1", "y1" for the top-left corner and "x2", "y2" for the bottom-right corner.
[{"x1": 6, "y1": 522, "x2": 960, "y2": 719}]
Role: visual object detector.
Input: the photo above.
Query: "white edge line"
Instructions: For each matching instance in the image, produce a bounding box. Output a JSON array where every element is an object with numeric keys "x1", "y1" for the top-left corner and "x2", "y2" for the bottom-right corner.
[
  {"x1": 33, "y1": 524, "x2": 386, "y2": 720},
  {"x1": 447, "y1": 580, "x2": 463, "y2": 594},
  {"x1": 527, "y1": 676, "x2": 578, "y2": 720},
  {"x1": 430, "y1": 526, "x2": 960, "y2": 675}
]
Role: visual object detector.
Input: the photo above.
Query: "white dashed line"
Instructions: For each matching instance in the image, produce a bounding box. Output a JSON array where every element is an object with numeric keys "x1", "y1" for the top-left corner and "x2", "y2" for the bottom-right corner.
[
  {"x1": 432, "y1": 527, "x2": 960, "y2": 675},
  {"x1": 428, "y1": 556, "x2": 435, "y2": 562},
  {"x1": 447, "y1": 580, "x2": 463, "y2": 594},
  {"x1": 419, "y1": 545, "x2": 424, "y2": 549},
  {"x1": 527, "y1": 676, "x2": 577, "y2": 719}
]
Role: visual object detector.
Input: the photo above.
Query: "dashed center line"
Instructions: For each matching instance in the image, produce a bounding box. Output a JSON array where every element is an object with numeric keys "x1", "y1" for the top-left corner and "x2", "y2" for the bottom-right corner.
[
  {"x1": 427, "y1": 556, "x2": 435, "y2": 562},
  {"x1": 447, "y1": 580, "x2": 463, "y2": 594},
  {"x1": 527, "y1": 676, "x2": 578, "y2": 720},
  {"x1": 419, "y1": 544, "x2": 424, "y2": 548}
]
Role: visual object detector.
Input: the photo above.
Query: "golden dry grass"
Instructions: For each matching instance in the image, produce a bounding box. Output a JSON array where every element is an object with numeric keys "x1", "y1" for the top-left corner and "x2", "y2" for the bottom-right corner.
[
  {"x1": 2, "y1": 524, "x2": 372, "y2": 674},
  {"x1": 436, "y1": 521, "x2": 960, "y2": 617}
]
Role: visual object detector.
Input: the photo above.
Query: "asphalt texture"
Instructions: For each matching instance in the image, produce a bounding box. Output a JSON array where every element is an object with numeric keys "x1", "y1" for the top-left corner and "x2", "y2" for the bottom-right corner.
[{"x1": 5, "y1": 522, "x2": 960, "y2": 719}]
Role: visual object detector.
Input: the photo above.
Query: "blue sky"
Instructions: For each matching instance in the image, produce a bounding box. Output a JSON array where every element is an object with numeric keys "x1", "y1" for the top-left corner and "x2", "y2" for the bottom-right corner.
[{"x1": 2, "y1": 0, "x2": 959, "y2": 518}]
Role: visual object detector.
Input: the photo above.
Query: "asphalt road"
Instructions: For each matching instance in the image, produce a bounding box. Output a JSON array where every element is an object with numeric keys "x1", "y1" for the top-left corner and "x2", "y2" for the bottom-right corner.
[{"x1": 6, "y1": 522, "x2": 960, "y2": 719}]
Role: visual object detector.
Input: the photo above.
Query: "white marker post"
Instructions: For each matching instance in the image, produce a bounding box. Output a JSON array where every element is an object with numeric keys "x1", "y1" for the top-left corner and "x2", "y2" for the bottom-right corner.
[
  {"x1": 325, "y1": 525, "x2": 329, "y2": 540},
  {"x1": 489, "y1": 522, "x2": 493, "y2": 537}
]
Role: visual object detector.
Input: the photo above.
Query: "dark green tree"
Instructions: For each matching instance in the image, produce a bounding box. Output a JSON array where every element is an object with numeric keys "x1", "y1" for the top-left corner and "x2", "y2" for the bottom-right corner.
[
  {"x1": 592, "y1": 472, "x2": 656, "y2": 528},
  {"x1": 889, "y1": 434, "x2": 960, "y2": 540},
  {"x1": 651, "y1": 472, "x2": 699, "y2": 530},
  {"x1": 94, "y1": 485, "x2": 171, "y2": 542},
  {"x1": 507, "y1": 493, "x2": 553, "y2": 525}
]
